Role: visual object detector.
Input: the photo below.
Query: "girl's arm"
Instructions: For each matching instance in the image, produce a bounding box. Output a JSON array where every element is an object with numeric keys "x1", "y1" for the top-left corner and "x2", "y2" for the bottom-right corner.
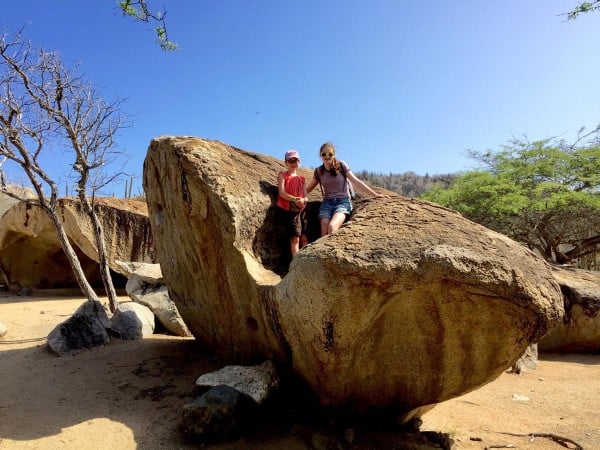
[
  {"x1": 347, "y1": 171, "x2": 389, "y2": 198},
  {"x1": 306, "y1": 175, "x2": 319, "y2": 194},
  {"x1": 278, "y1": 172, "x2": 301, "y2": 202}
]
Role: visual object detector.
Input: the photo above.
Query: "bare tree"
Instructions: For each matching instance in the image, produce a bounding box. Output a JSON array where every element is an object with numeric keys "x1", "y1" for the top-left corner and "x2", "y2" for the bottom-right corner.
[
  {"x1": 0, "y1": 156, "x2": 6, "y2": 186},
  {"x1": 0, "y1": 28, "x2": 129, "y2": 312}
]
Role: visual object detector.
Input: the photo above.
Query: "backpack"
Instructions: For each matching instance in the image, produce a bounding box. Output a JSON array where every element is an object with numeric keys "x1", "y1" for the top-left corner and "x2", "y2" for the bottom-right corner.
[{"x1": 314, "y1": 163, "x2": 356, "y2": 200}]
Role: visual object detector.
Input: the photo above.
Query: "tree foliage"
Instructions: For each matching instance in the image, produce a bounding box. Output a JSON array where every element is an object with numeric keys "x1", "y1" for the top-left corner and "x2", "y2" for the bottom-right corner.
[
  {"x1": 356, "y1": 170, "x2": 454, "y2": 198},
  {"x1": 119, "y1": 0, "x2": 177, "y2": 51},
  {"x1": 421, "y1": 128, "x2": 600, "y2": 268},
  {"x1": 564, "y1": 1, "x2": 600, "y2": 19}
]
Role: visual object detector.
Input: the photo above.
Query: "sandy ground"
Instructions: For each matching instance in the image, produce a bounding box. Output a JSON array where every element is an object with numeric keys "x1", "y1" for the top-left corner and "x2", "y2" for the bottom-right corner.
[{"x1": 0, "y1": 293, "x2": 599, "y2": 450}]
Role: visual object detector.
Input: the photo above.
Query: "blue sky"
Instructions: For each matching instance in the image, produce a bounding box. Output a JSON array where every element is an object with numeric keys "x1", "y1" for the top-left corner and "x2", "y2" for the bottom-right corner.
[{"x1": 3, "y1": 1, "x2": 600, "y2": 196}]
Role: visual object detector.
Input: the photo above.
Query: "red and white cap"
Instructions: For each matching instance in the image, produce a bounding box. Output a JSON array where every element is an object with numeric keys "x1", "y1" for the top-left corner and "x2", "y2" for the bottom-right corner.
[{"x1": 285, "y1": 149, "x2": 300, "y2": 161}]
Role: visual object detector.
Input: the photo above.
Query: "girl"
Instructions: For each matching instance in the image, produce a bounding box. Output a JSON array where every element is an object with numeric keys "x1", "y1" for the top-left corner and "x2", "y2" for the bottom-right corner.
[
  {"x1": 307, "y1": 142, "x2": 387, "y2": 236},
  {"x1": 277, "y1": 149, "x2": 308, "y2": 255}
]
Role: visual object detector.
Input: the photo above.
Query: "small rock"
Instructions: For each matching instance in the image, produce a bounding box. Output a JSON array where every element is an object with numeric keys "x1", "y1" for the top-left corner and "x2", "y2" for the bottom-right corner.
[
  {"x1": 181, "y1": 385, "x2": 258, "y2": 442},
  {"x1": 0, "y1": 320, "x2": 7, "y2": 337},
  {"x1": 47, "y1": 300, "x2": 111, "y2": 356},
  {"x1": 511, "y1": 394, "x2": 530, "y2": 402},
  {"x1": 110, "y1": 301, "x2": 155, "y2": 339},
  {"x1": 196, "y1": 360, "x2": 279, "y2": 404}
]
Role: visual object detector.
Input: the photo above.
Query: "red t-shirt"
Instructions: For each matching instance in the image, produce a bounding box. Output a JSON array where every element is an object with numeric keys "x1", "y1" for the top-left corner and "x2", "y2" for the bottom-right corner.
[{"x1": 277, "y1": 171, "x2": 305, "y2": 211}]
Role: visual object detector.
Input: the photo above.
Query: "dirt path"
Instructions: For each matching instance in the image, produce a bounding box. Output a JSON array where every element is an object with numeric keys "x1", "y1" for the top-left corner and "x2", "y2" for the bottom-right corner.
[{"x1": 1, "y1": 293, "x2": 598, "y2": 449}]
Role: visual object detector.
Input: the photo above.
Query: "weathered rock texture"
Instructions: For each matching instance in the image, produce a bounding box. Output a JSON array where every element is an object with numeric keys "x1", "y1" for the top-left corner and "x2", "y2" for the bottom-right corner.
[
  {"x1": 124, "y1": 263, "x2": 192, "y2": 337},
  {"x1": 196, "y1": 361, "x2": 279, "y2": 404},
  {"x1": 540, "y1": 266, "x2": 600, "y2": 352},
  {"x1": 47, "y1": 300, "x2": 111, "y2": 355},
  {"x1": 143, "y1": 136, "x2": 564, "y2": 418},
  {"x1": 0, "y1": 198, "x2": 155, "y2": 291},
  {"x1": 0, "y1": 186, "x2": 36, "y2": 218},
  {"x1": 110, "y1": 301, "x2": 155, "y2": 339}
]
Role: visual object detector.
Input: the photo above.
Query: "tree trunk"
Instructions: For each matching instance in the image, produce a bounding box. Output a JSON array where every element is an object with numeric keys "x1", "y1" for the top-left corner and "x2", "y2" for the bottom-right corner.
[
  {"x1": 80, "y1": 196, "x2": 119, "y2": 313},
  {"x1": 564, "y1": 235, "x2": 600, "y2": 262},
  {"x1": 43, "y1": 204, "x2": 100, "y2": 302}
]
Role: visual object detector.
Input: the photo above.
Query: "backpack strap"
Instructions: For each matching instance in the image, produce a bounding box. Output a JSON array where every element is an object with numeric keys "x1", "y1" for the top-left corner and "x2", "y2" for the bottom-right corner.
[
  {"x1": 339, "y1": 163, "x2": 355, "y2": 199},
  {"x1": 314, "y1": 166, "x2": 325, "y2": 196}
]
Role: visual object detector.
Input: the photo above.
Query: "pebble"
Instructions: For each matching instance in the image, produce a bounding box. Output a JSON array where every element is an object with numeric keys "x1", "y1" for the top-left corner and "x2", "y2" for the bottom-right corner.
[{"x1": 511, "y1": 393, "x2": 530, "y2": 402}]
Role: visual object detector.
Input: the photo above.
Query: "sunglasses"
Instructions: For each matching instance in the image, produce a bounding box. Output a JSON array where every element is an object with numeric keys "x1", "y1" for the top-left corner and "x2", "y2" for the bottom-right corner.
[
  {"x1": 287, "y1": 158, "x2": 299, "y2": 163},
  {"x1": 320, "y1": 152, "x2": 335, "y2": 157}
]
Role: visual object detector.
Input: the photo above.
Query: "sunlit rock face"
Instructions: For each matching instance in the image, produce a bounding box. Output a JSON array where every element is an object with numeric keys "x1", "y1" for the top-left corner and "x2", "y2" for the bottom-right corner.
[
  {"x1": 0, "y1": 185, "x2": 36, "y2": 218},
  {"x1": 0, "y1": 198, "x2": 155, "y2": 290},
  {"x1": 143, "y1": 136, "x2": 563, "y2": 419}
]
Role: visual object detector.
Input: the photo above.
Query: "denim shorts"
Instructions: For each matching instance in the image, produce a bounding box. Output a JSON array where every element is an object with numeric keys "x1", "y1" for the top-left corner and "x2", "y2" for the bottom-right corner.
[{"x1": 318, "y1": 197, "x2": 353, "y2": 220}]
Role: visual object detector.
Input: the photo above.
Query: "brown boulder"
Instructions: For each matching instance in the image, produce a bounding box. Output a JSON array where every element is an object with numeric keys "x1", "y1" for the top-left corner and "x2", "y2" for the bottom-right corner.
[
  {"x1": 0, "y1": 185, "x2": 36, "y2": 218},
  {"x1": 143, "y1": 136, "x2": 563, "y2": 418},
  {"x1": 0, "y1": 197, "x2": 155, "y2": 291},
  {"x1": 540, "y1": 266, "x2": 600, "y2": 352}
]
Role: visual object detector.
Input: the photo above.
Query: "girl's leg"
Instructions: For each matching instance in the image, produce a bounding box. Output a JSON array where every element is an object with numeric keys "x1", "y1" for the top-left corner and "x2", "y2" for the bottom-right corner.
[
  {"x1": 320, "y1": 218, "x2": 330, "y2": 236},
  {"x1": 328, "y1": 212, "x2": 346, "y2": 234},
  {"x1": 290, "y1": 236, "x2": 300, "y2": 256},
  {"x1": 300, "y1": 234, "x2": 308, "y2": 248}
]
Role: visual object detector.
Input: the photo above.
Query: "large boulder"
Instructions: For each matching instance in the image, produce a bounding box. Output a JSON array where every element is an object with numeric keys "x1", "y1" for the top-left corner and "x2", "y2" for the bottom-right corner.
[
  {"x1": 143, "y1": 136, "x2": 563, "y2": 419},
  {"x1": 0, "y1": 185, "x2": 36, "y2": 218},
  {"x1": 540, "y1": 266, "x2": 600, "y2": 352},
  {"x1": 0, "y1": 197, "x2": 155, "y2": 291}
]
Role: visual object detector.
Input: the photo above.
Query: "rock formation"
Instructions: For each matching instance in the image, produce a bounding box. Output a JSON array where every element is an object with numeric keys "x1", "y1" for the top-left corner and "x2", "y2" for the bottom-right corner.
[
  {"x1": 0, "y1": 185, "x2": 36, "y2": 217},
  {"x1": 540, "y1": 265, "x2": 600, "y2": 352},
  {"x1": 0, "y1": 197, "x2": 155, "y2": 291},
  {"x1": 122, "y1": 262, "x2": 192, "y2": 337},
  {"x1": 143, "y1": 136, "x2": 564, "y2": 419}
]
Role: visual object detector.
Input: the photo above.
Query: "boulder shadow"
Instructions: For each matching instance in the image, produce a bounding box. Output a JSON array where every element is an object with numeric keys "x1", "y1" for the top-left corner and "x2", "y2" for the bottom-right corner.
[
  {"x1": 253, "y1": 181, "x2": 321, "y2": 276},
  {"x1": 0, "y1": 334, "x2": 221, "y2": 448}
]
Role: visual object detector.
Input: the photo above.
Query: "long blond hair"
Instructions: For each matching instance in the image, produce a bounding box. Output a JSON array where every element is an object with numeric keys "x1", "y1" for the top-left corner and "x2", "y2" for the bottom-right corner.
[{"x1": 319, "y1": 142, "x2": 342, "y2": 175}]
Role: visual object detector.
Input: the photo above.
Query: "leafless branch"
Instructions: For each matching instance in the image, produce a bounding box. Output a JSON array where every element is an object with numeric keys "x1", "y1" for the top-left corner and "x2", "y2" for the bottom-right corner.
[
  {"x1": 1, "y1": 27, "x2": 130, "y2": 307},
  {"x1": 497, "y1": 431, "x2": 585, "y2": 449}
]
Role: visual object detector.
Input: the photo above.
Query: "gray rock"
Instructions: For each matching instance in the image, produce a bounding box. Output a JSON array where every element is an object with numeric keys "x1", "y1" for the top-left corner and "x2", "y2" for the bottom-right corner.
[
  {"x1": 130, "y1": 263, "x2": 163, "y2": 285},
  {"x1": 124, "y1": 264, "x2": 164, "y2": 294},
  {"x1": 110, "y1": 301, "x2": 155, "y2": 339},
  {"x1": 130, "y1": 284, "x2": 191, "y2": 337},
  {"x1": 181, "y1": 385, "x2": 258, "y2": 441},
  {"x1": 114, "y1": 260, "x2": 154, "y2": 278},
  {"x1": 511, "y1": 343, "x2": 538, "y2": 374},
  {"x1": 47, "y1": 300, "x2": 111, "y2": 355},
  {"x1": 195, "y1": 360, "x2": 278, "y2": 404}
]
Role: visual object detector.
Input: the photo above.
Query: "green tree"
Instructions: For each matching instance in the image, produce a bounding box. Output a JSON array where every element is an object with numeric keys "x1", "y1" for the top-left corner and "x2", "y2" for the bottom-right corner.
[{"x1": 421, "y1": 129, "x2": 600, "y2": 267}]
